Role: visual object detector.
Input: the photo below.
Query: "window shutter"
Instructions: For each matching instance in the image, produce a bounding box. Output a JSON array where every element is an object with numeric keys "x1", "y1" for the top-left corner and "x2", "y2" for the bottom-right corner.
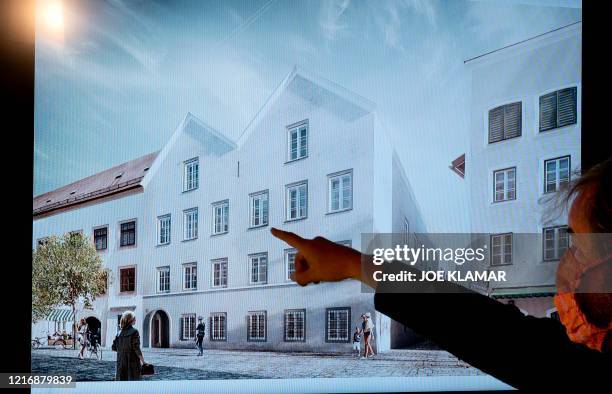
[
  {"x1": 488, "y1": 106, "x2": 504, "y2": 143},
  {"x1": 503, "y1": 102, "x2": 521, "y2": 139},
  {"x1": 179, "y1": 317, "x2": 184, "y2": 340},
  {"x1": 539, "y1": 92, "x2": 557, "y2": 131},
  {"x1": 557, "y1": 87, "x2": 577, "y2": 127}
]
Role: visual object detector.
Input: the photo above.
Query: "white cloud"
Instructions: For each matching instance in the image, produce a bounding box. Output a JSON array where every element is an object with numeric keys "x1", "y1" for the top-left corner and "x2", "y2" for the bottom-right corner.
[{"x1": 320, "y1": 0, "x2": 351, "y2": 41}]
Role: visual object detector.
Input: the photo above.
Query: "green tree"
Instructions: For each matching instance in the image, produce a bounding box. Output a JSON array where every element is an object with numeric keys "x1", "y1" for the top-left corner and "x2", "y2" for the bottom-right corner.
[{"x1": 32, "y1": 233, "x2": 109, "y2": 348}]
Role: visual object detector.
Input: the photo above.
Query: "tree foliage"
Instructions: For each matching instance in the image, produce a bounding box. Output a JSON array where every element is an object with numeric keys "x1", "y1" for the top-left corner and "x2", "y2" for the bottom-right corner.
[{"x1": 32, "y1": 233, "x2": 109, "y2": 327}]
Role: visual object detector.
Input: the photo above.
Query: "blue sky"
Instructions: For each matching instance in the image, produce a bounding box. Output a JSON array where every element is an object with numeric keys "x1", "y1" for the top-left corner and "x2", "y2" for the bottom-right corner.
[{"x1": 34, "y1": 0, "x2": 581, "y2": 232}]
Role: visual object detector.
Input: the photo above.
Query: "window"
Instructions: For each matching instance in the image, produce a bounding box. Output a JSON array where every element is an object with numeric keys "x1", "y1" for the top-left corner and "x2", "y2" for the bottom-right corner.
[
  {"x1": 157, "y1": 215, "x2": 171, "y2": 245},
  {"x1": 247, "y1": 311, "x2": 266, "y2": 341},
  {"x1": 285, "y1": 249, "x2": 296, "y2": 281},
  {"x1": 249, "y1": 253, "x2": 268, "y2": 284},
  {"x1": 119, "y1": 267, "x2": 136, "y2": 293},
  {"x1": 180, "y1": 314, "x2": 196, "y2": 340},
  {"x1": 94, "y1": 227, "x2": 107, "y2": 251},
  {"x1": 212, "y1": 259, "x2": 228, "y2": 288},
  {"x1": 212, "y1": 201, "x2": 229, "y2": 235},
  {"x1": 210, "y1": 313, "x2": 227, "y2": 341},
  {"x1": 249, "y1": 191, "x2": 269, "y2": 228},
  {"x1": 120, "y1": 221, "x2": 136, "y2": 247},
  {"x1": 326, "y1": 307, "x2": 351, "y2": 342},
  {"x1": 286, "y1": 181, "x2": 307, "y2": 221},
  {"x1": 544, "y1": 156, "x2": 571, "y2": 193},
  {"x1": 183, "y1": 208, "x2": 198, "y2": 240},
  {"x1": 287, "y1": 121, "x2": 308, "y2": 161},
  {"x1": 183, "y1": 263, "x2": 197, "y2": 290},
  {"x1": 157, "y1": 266, "x2": 170, "y2": 293},
  {"x1": 540, "y1": 87, "x2": 577, "y2": 132},
  {"x1": 491, "y1": 233, "x2": 512, "y2": 266},
  {"x1": 328, "y1": 170, "x2": 353, "y2": 213},
  {"x1": 493, "y1": 167, "x2": 516, "y2": 202},
  {"x1": 543, "y1": 226, "x2": 569, "y2": 261},
  {"x1": 488, "y1": 102, "x2": 522, "y2": 143},
  {"x1": 284, "y1": 309, "x2": 305, "y2": 342},
  {"x1": 183, "y1": 158, "x2": 199, "y2": 191}
]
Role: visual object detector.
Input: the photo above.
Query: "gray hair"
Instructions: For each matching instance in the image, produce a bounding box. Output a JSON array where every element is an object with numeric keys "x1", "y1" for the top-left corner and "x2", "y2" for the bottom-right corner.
[{"x1": 119, "y1": 310, "x2": 136, "y2": 329}]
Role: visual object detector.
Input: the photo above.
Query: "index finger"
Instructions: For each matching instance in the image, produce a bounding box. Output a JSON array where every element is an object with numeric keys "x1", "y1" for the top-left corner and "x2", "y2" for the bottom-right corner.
[{"x1": 271, "y1": 227, "x2": 307, "y2": 249}]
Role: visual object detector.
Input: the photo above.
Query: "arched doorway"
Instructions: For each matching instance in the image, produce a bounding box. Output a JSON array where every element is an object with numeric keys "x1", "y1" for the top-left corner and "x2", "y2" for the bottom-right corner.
[
  {"x1": 150, "y1": 310, "x2": 170, "y2": 348},
  {"x1": 85, "y1": 316, "x2": 101, "y2": 336},
  {"x1": 85, "y1": 316, "x2": 102, "y2": 345}
]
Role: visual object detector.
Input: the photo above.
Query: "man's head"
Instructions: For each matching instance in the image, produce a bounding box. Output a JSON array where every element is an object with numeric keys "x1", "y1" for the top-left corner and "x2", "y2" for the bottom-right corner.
[
  {"x1": 198, "y1": 316, "x2": 203, "y2": 321},
  {"x1": 556, "y1": 156, "x2": 612, "y2": 351}
]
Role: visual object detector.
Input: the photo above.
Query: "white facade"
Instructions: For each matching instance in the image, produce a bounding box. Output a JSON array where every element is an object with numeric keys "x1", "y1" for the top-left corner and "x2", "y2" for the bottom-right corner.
[
  {"x1": 32, "y1": 67, "x2": 425, "y2": 352},
  {"x1": 466, "y1": 23, "x2": 581, "y2": 317}
]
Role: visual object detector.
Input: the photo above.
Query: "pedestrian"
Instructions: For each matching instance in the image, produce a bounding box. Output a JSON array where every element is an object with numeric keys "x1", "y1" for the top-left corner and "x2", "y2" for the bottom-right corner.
[
  {"x1": 76, "y1": 318, "x2": 88, "y2": 359},
  {"x1": 112, "y1": 311, "x2": 146, "y2": 381},
  {"x1": 195, "y1": 316, "x2": 206, "y2": 356},
  {"x1": 352, "y1": 326, "x2": 362, "y2": 358},
  {"x1": 363, "y1": 312, "x2": 375, "y2": 358}
]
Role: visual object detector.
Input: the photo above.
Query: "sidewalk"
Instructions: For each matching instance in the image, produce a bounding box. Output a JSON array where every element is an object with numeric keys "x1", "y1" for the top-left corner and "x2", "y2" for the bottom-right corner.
[{"x1": 32, "y1": 347, "x2": 483, "y2": 381}]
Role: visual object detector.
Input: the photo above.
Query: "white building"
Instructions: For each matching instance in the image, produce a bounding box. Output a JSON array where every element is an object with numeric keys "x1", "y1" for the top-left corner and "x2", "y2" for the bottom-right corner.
[
  {"x1": 32, "y1": 67, "x2": 426, "y2": 352},
  {"x1": 464, "y1": 22, "x2": 581, "y2": 317}
]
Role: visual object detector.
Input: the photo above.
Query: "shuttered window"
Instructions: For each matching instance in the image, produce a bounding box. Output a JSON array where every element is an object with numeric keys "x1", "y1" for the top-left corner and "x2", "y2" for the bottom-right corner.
[
  {"x1": 540, "y1": 87, "x2": 577, "y2": 132},
  {"x1": 488, "y1": 102, "x2": 522, "y2": 143}
]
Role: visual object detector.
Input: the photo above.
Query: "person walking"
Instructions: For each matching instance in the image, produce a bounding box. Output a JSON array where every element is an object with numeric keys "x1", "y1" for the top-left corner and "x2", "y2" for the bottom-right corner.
[
  {"x1": 352, "y1": 326, "x2": 362, "y2": 358},
  {"x1": 76, "y1": 318, "x2": 88, "y2": 359},
  {"x1": 362, "y1": 312, "x2": 375, "y2": 358},
  {"x1": 112, "y1": 311, "x2": 145, "y2": 381},
  {"x1": 195, "y1": 316, "x2": 206, "y2": 356}
]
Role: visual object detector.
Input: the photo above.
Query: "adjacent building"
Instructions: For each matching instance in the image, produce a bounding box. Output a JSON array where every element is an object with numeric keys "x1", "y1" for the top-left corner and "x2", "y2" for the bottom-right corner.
[
  {"x1": 32, "y1": 67, "x2": 426, "y2": 352},
  {"x1": 464, "y1": 22, "x2": 581, "y2": 317}
]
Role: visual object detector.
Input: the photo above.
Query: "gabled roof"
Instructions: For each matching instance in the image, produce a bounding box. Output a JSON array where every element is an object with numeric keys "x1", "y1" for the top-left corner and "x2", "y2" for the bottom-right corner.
[
  {"x1": 236, "y1": 65, "x2": 376, "y2": 148},
  {"x1": 464, "y1": 21, "x2": 581, "y2": 66},
  {"x1": 33, "y1": 151, "x2": 158, "y2": 217},
  {"x1": 140, "y1": 112, "x2": 236, "y2": 189},
  {"x1": 449, "y1": 154, "x2": 465, "y2": 179}
]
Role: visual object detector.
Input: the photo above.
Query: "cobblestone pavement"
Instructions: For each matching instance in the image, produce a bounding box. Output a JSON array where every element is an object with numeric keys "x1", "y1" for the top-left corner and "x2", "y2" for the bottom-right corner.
[{"x1": 32, "y1": 347, "x2": 483, "y2": 381}]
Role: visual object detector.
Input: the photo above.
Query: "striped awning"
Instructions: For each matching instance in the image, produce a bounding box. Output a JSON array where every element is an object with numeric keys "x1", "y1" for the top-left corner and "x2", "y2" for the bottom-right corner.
[
  {"x1": 491, "y1": 286, "x2": 556, "y2": 299},
  {"x1": 46, "y1": 309, "x2": 74, "y2": 322}
]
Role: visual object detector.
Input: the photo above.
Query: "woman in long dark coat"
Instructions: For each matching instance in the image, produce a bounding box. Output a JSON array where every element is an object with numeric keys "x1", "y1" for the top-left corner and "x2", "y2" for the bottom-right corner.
[{"x1": 112, "y1": 311, "x2": 145, "y2": 381}]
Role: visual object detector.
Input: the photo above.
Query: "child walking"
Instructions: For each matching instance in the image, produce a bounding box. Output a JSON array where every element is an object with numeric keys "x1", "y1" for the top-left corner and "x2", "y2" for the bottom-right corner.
[{"x1": 352, "y1": 326, "x2": 362, "y2": 358}]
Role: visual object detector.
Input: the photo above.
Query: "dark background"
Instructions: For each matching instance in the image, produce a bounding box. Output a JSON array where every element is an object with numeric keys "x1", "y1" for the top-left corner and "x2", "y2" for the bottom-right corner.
[{"x1": 0, "y1": 0, "x2": 607, "y2": 392}]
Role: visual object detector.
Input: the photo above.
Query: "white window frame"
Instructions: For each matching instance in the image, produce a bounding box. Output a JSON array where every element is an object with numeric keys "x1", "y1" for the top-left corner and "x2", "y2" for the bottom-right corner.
[
  {"x1": 286, "y1": 120, "x2": 308, "y2": 162},
  {"x1": 247, "y1": 311, "x2": 267, "y2": 342},
  {"x1": 493, "y1": 167, "x2": 516, "y2": 203},
  {"x1": 183, "y1": 262, "x2": 197, "y2": 291},
  {"x1": 211, "y1": 258, "x2": 228, "y2": 288},
  {"x1": 543, "y1": 226, "x2": 569, "y2": 262},
  {"x1": 284, "y1": 309, "x2": 305, "y2": 342},
  {"x1": 327, "y1": 169, "x2": 353, "y2": 213},
  {"x1": 210, "y1": 312, "x2": 227, "y2": 341},
  {"x1": 544, "y1": 156, "x2": 571, "y2": 194},
  {"x1": 157, "y1": 266, "x2": 170, "y2": 293},
  {"x1": 157, "y1": 214, "x2": 171, "y2": 245},
  {"x1": 212, "y1": 200, "x2": 229, "y2": 235},
  {"x1": 183, "y1": 157, "x2": 199, "y2": 192},
  {"x1": 183, "y1": 208, "x2": 198, "y2": 240},
  {"x1": 180, "y1": 314, "x2": 196, "y2": 340},
  {"x1": 490, "y1": 233, "x2": 513, "y2": 266},
  {"x1": 249, "y1": 253, "x2": 268, "y2": 285},
  {"x1": 285, "y1": 248, "x2": 297, "y2": 282},
  {"x1": 326, "y1": 307, "x2": 351, "y2": 343},
  {"x1": 285, "y1": 181, "x2": 308, "y2": 221},
  {"x1": 249, "y1": 191, "x2": 269, "y2": 228}
]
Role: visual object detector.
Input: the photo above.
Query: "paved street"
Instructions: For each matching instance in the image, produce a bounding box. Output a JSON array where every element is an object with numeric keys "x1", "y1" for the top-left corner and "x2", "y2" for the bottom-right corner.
[{"x1": 32, "y1": 347, "x2": 483, "y2": 381}]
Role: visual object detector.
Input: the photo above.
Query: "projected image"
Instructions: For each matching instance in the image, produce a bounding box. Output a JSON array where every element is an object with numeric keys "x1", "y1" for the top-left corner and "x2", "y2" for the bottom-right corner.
[{"x1": 32, "y1": 0, "x2": 581, "y2": 386}]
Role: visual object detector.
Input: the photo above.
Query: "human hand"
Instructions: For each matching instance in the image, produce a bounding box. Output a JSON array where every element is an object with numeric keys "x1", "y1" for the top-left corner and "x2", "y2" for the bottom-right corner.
[{"x1": 271, "y1": 228, "x2": 362, "y2": 286}]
